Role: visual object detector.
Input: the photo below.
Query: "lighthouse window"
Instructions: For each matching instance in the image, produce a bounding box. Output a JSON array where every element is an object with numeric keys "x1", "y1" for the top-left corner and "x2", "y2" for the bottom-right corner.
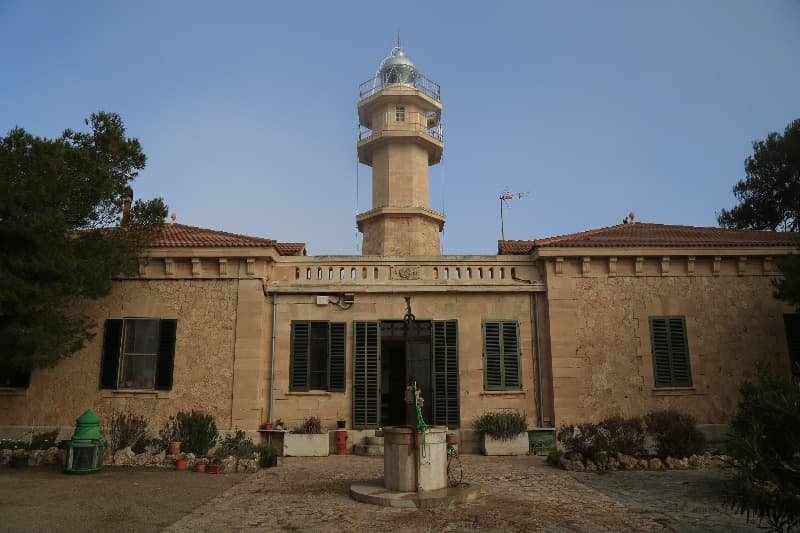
[{"x1": 395, "y1": 105, "x2": 405, "y2": 122}]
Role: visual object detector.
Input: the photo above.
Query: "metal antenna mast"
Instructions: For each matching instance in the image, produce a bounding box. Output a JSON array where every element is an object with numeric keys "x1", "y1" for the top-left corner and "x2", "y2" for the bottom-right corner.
[{"x1": 499, "y1": 190, "x2": 529, "y2": 241}]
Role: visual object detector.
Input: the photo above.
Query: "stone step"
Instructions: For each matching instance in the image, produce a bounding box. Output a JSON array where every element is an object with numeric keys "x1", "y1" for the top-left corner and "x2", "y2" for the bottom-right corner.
[
  {"x1": 353, "y1": 444, "x2": 384, "y2": 456},
  {"x1": 365, "y1": 436, "x2": 384, "y2": 446}
]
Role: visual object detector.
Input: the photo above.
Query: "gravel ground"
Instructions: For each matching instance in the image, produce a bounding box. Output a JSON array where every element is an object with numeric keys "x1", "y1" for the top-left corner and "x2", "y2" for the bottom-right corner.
[
  {"x1": 1, "y1": 455, "x2": 763, "y2": 532},
  {"x1": 0, "y1": 465, "x2": 242, "y2": 533},
  {"x1": 570, "y1": 468, "x2": 764, "y2": 532},
  {"x1": 168, "y1": 455, "x2": 661, "y2": 532}
]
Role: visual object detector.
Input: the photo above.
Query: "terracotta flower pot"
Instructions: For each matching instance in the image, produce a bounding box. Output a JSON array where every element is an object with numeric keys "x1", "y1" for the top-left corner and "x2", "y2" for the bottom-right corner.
[
  {"x1": 446, "y1": 433, "x2": 457, "y2": 445},
  {"x1": 207, "y1": 464, "x2": 223, "y2": 474},
  {"x1": 195, "y1": 462, "x2": 207, "y2": 473},
  {"x1": 175, "y1": 457, "x2": 187, "y2": 470},
  {"x1": 168, "y1": 441, "x2": 181, "y2": 455}
]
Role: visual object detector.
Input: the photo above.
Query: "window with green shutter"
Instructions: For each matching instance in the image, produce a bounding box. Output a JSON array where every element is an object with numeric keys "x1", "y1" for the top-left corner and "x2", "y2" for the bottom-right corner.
[
  {"x1": 289, "y1": 321, "x2": 346, "y2": 392},
  {"x1": 482, "y1": 320, "x2": 521, "y2": 390},
  {"x1": 784, "y1": 314, "x2": 800, "y2": 376},
  {"x1": 99, "y1": 318, "x2": 177, "y2": 390},
  {"x1": 649, "y1": 316, "x2": 692, "y2": 387}
]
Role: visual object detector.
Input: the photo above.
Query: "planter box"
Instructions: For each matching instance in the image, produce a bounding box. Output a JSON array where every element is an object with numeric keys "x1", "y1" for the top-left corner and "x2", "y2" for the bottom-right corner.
[
  {"x1": 282, "y1": 433, "x2": 329, "y2": 457},
  {"x1": 481, "y1": 432, "x2": 529, "y2": 456}
]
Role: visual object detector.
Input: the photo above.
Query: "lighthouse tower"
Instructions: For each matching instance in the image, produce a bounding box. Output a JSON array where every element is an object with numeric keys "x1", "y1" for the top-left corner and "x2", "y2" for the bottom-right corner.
[{"x1": 356, "y1": 45, "x2": 445, "y2": 256}]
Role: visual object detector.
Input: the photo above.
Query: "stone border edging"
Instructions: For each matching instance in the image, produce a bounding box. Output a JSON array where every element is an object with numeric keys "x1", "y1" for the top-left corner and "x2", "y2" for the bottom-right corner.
[{"x1": 548, "y1": 451, "x2": 732, "y2": 472}]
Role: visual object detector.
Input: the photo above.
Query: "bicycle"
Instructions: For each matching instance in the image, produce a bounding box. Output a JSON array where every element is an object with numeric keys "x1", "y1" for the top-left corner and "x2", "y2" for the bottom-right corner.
[{"x1": 446, "y1": 442, "x2": 463, "y2": 487}]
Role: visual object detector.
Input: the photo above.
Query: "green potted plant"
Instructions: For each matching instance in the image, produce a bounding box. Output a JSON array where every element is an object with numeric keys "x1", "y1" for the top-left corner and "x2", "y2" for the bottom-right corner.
[
  {"x1": 207, "y1": 444, "x2": 228, "y2": 474},
  {"x1": 474, "y1": 411, "x2": 529, "y2": 455},
  {"x1": 174, "y1": 453, "x2": 187, "y2": 471},
  {"x1": 256, "y1": 442, "x2": 279, "y2": 468}
]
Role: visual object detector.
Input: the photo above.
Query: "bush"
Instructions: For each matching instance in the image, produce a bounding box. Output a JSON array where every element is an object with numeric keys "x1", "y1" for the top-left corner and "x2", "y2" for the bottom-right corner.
[
  {"x1": 219, "y1": 429, "x2": 256, "y2": 459},
  {"x1": 159, "y1": 416, "x2": 179, "y2": 449},
  {"x1": 294, "y1": 416, "x2": 323, "y2": 434},
  {"x1": 131, "y1": 436, "x2": 162, "y2": 454},
  {"x1": 106, "y1": 412, "x2": 149, "y2": 453},
  {"x1": 726, "y1": 367, "x2": 800, "y2": 532},
  {"x1": 174, "y1": 410, "x2": 218, "y2": 456},
  {"x1": 256, "y1": 442, "x2": 279, "y2": 467},
  {"x1": 644, "y1": 409, "x2": 706, "y2": 459},
  {"x1": 559, "y1": 416, "x2": 645, "y2": 460},
  {"x1": 0, "y1": 439, "x2": 26, "y2": 450},
  {"x1": 29, "y1": 430, "x2": 59, "y2": 450},
  {"x1": 601, "y1": 416, "x2": 646, "y2": 457},
  {"x1": 473, "y1": 411, "x2": 527, "y2": 441}
]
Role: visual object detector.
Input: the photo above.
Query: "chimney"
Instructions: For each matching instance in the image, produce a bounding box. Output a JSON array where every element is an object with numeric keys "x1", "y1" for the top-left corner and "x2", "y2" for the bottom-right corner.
[{"x1": 121, "y1": 188, "x2": 133, "y2": 227}]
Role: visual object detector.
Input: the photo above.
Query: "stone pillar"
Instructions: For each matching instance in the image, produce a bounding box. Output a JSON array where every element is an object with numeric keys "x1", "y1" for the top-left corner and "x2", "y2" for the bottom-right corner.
[
  {"x1": 383, "y1": 426, "x2": 446, "y2": 492},
  {"x1": 230, "y1": 279, "x2": 266, "y2": 429}
]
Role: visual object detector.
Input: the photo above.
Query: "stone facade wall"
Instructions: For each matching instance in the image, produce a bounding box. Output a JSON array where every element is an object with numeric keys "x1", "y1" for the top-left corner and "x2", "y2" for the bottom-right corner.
[
  {"x1": 270, "y1": 292, "x2": 542, "y2": 431},
  {"x1": 360, "y1": 214, "x2": 442, "y2": 256},
  {"x1": 0, "y1": 279, "x2": 238, "y2": 430},
  {"x1": 545, "y1": 255, "x2": 793, "y2": 426}
]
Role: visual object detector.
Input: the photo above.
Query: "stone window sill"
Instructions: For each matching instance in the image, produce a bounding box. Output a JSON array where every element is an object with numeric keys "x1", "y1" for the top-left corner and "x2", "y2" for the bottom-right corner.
[
  {"x1": 0, "y1": 387, "x2": 27, "y2": 397},
  {"x1": 480, "y1": 389, "x2": 527, "y2": 396},
  {"x1": 100, "y1": 389, "x2": 171, "y2": 399},
  {"x1": 651, "y1": 387, "x2": 696, "y2": 396},
  {"x1": 286, "y1": 391, "x2": 334, "y2": 396}
]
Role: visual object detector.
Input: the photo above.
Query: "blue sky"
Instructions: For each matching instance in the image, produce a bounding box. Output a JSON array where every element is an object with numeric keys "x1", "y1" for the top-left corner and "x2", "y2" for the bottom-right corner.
[{"x1": 2, "y1": 1, "x2": 799, "y2": 254}]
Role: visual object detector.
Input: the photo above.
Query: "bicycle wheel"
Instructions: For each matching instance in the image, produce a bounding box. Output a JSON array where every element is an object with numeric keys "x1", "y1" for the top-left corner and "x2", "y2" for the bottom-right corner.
[{"x1": 447, "y1": 452, "x2": 463, "y2": 487}]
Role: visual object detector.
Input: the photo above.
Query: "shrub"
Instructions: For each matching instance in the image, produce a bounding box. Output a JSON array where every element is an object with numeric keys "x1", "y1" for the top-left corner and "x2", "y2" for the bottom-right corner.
[
  {"x1": 644, "y1": 409, "x2": 706, "y2": 459},
  {"x1": 174, "y1": 410, "x2": 218, "y2": 456},
  {"x1": 219, "y1": 429, "x2": 256, "y2": 459},
  {"x1": 294, "y1": 416, "x2": 323, "y2": 434},
  {"x1": 558, "y1": 416, "x2": 645, "y2": 461},
  {"x1": 0, "y1": 439, "x2": 26, "y2": 450},
  {"x1": 256, "y1": 443, "x2": 279, "y2": 467},
  {"x1": 473, "y1": 411, "x2": 527, "y2": 441},
  {"x1": 558, "y1": 422, "x2": 606, "y2": 460},
  {"x1": 106, "y1": 412, "x2": 149, "y2": 453},
  {"x1": 159, "y1": 416, "x2": 180, "y2": 449},
  {"x1": 131, "y1": 436, "x2": 162, "y2": 454},
  {"x1": 725, "y1": 367, "x2": 800, "y2": 532},
  {"x1": 601, "y1": 416, "x2": 646, "y2": 457},
  {"x1": 29, "y1": 430, "x2": 59, "y2": 450}
]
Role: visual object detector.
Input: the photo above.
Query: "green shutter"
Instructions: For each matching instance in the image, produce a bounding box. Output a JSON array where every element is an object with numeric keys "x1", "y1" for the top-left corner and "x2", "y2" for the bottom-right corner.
[
  {"x1": 667, "y1": 318, "x2": 691, "y2": 387},
  {"x1": 433, "y1": 320, "x2": 459, "y2": 428},
  {"x1": 290, "y1": 321, "x2": 310, "y2": 391},
  {"x1": 100, "y1": 319, "x2": 123, "y2": 389},
  {"x1": 650, "y1": 317, "x2": 692, "y2": 387},
  {"x1": 483, "y1": 320, "x2": 521, "y2": 390},
  {"x1": 328, "y1": 323, "x2": 346, "y2": 391},
  {"x1": 502, "y1": 321, "x2": 521, "y2": 388},
  {"x1": 483, "y1": 321, "x2": 503, "y2": 389},
  {"x1": 155, "y1": 319, "x2": 177, "y2": 390},
  {"x1": 785, "y1": 314, "x2": 800, "y2": 376},
  {"x1": 353, "y1": 321, "x2": 380, "y2": 428}
]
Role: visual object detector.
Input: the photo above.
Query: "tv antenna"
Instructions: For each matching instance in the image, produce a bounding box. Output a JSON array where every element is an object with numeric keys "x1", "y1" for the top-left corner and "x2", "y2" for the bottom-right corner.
[{"x1": 499, "y1": 189, "x2": 528, "y2": 241}]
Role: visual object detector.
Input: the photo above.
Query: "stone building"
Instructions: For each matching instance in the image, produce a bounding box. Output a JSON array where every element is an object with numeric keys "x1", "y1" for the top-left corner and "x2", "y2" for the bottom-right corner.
[{"x1": 1, "y1": 46, "x2": 797, "y2": 445}]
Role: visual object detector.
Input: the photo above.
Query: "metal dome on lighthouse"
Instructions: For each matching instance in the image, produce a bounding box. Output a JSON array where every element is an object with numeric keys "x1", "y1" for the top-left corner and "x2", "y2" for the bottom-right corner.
[{"x1": 379, "y1": 45, "x2": 418, "y2": 86}]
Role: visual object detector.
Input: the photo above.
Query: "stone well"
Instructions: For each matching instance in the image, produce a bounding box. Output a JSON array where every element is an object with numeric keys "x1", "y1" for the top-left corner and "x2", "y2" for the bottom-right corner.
[{"x1": 383, "y1": 426, "x2": 446, "y2": 492}]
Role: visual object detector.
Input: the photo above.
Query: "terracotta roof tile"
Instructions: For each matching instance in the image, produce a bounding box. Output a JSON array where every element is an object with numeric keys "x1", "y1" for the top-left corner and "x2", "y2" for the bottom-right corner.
[
  {"x1": 498, "y1": 223, "x2": 798, "y2": 254},
  {"x1": 153, "y1": 224, "x2": 277, "y2": 248},
  {"x1": 275, "y1": 242, "x2": 306, "y2": 256}
]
